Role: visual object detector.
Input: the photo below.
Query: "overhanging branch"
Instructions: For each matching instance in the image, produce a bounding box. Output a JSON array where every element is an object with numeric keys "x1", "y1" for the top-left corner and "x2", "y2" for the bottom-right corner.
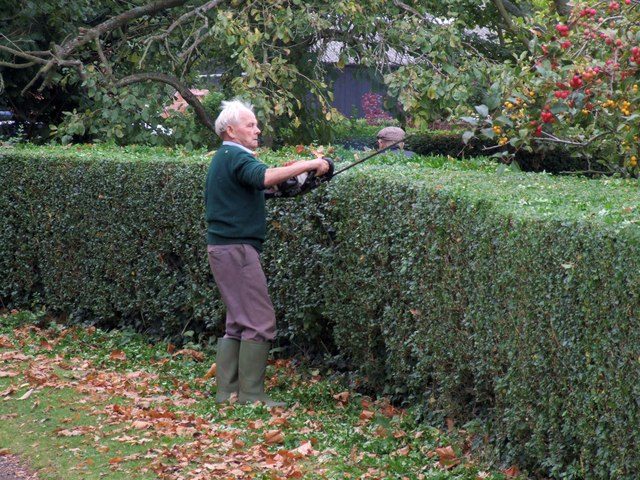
[
  {"x1": 116, "y1": 72, "x2": 216, "y2": 133},
  {"x1": 4, "y1": 0, "x2": 194, "y2": 94}
]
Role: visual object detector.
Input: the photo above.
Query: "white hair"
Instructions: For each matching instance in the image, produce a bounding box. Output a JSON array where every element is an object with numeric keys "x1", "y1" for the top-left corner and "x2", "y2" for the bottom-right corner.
[{"x1": 214, "y1": 99, "x2": 254, "y2": 137}]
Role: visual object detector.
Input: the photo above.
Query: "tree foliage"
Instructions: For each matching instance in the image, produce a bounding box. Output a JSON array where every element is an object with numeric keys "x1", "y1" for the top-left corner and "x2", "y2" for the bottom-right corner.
[
  {"x1": 1, "y1": 0, "x2": 553, "y2": 146},
  {"x1": 463, "y1": 0, "x2": 640, "y2": 175}
]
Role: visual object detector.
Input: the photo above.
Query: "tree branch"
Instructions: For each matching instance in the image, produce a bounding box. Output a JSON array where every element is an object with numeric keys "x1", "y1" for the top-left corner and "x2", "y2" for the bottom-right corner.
[
  {"x1": 392, "y1": 0, "x2": 423, "y2": 18},
  {"x1": 116, "y1": 72, "x2": 216, "y2": 133},
  {"x1": 11, "y1": 0, "x2": 194, "y2": 93},
  {"x1": 492, "y1": 0, "x2": 518, "y2": 36},
  {"x1": 146, "y1": 0, "x2": 225, "y2": 47},
  {"x1": 553, "y1": 0, "x2": 572, "y2": 17},
  {"x1": 0, "y1": 45, "x2": 49, "y2": 64},
  {"x1": 502, "y1": 0, "x2": 529, "y2": 17},
  {"x1": 492, "y1": 0, "x2": 532, "y2": 49},
  {"x1": 0, "y1": 60, "x2": 37, "y2": 69},
  {"x1": 95, "y1": 38, "x2": 113, "y2": 79},
  {"x1": 58, "y1": 0, "x2": 192, "y2": 59}
]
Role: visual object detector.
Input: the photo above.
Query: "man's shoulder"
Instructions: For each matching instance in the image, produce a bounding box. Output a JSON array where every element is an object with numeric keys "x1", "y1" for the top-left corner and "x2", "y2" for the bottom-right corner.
[{"x1": 214, "y1": 144, "x2": 256, "y2": 161}]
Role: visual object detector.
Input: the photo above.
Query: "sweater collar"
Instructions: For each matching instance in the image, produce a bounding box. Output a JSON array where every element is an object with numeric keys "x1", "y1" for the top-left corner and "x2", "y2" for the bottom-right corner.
[{"x1": 222, "y1": 141, "x2": 254, "y2": 155}]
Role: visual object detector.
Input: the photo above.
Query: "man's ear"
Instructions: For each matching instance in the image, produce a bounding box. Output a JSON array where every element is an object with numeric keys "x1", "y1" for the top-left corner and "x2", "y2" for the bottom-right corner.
[{"x1": 225, "y1": 125, "x2": 235, "y2": 140}]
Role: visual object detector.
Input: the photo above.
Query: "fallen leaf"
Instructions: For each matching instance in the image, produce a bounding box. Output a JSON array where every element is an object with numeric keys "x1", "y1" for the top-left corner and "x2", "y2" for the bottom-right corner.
[
  {"x1": 435, "y1": 445, "x2": 460, "y2": 468},
  {"x1": 55, "y1": 428, "x2": 86, "y2": 437},
  {"x1": 268, "y1": 416, "x2": 289, "y2": 427},
  {"x1": 0, "y1": 449, "x2": 10, "y2": 456},
  {"x1": 395, "y1": 446, "x2": 411, "y2": 456},
  {"x1": 173, "y1": 349, "x2": 204, "y2": 362},
  {"x1": 292, "y1": 441, "x2": 316, "y2": 457},
  {"x1": 18, "y1": 389, "x2": 34, "y2": 400},
  {"x1": 380, "y1": 403, "x2": 400, "y2": 418},
  {"x1": 0, "y1": 336, "x2": 13, "y2": 348},
  {"x1": 0, "y1": 370, "x2": 18, "y2": 378},
  {"x1": 233, "y1": 439, "x2": 245, "y2": 449},
  {"x1": 131, "y1": 420, "x2": 152, "y2": 430},
  {"x1": 503, "y1": 466, "x2": 521, "y2": 477},
  {"x1": 109, "y1": 350, "x2": 126, "y2": 361},
  {"x1": 374, "y1": 426, "x2": 388, "y2": 438},
  {"x1": 333, "y1": 391, "x2": 350, "y2": 405},
  {"x1": 264, "y1": 429, "x2": 285, "y2": 444},
  {"x1": 0, "y1": 386, "x2": 16, "y2": 397},
  {"x1": 359, "y1": 410, "x2": 375, "y2": 422},
  {"x1": 203, "y1": 363, "x2": 216, "y2": 380},
  {"x1": 248, "y1": 419, "x2": 265, "y2": 430}
]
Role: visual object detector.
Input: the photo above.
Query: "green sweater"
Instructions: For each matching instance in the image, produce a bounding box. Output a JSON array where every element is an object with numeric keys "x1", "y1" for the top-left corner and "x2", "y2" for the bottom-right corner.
[{"x1": 205, "y1": 144, "x2": 268, "y2": 251}]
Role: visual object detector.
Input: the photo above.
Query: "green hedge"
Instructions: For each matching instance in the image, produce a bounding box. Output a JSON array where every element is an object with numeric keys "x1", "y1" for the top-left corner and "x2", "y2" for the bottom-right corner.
[{"x1": 2, "y1": 144, "x2": 640, "y2": 479}]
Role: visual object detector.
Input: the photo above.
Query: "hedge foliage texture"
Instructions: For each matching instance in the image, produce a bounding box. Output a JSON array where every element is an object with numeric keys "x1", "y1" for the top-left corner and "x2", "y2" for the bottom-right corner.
[{"x1": 2, "y1": 145, "x2": 640, "y2": 479}]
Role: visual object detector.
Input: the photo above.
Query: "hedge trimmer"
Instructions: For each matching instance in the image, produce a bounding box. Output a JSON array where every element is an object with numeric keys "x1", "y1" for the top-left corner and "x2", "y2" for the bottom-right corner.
[{"x1": 266, "y1": 136, "x2": 411, "y2": 199}]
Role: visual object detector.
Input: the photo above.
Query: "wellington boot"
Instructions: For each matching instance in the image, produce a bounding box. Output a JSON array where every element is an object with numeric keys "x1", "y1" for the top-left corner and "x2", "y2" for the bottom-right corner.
[
  {"x1": 215, "y1": 337, "x2": 240, "y2": 403},
  {"x1": 238, "y1": 340, "x2": 286, "y2": 408}
]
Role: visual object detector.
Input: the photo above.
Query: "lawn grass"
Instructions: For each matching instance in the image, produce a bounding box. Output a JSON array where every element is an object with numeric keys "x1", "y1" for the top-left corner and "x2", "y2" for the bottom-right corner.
[{"x1": 0, "y1": 310, "x2": 514, "y2": 479}]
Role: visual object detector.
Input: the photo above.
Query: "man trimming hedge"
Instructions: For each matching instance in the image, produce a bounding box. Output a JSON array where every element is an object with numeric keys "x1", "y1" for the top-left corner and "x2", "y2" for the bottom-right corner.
[{"x1": 205, "y1": 99, "x2": 331, "y2": 407}]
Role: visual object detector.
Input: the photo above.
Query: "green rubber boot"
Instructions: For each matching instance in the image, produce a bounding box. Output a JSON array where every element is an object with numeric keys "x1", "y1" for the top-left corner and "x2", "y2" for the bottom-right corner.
[
  {"x1": 238, "y1": 340, "x2": 286, "y2": 407},
  {"x1": 215, "y1": 337, "x2": 240, "y2": 403}
]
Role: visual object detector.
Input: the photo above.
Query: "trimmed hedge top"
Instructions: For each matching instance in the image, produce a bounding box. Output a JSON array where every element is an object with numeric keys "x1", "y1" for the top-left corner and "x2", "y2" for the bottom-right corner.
[
  {"x1": 359, "y1": 166, "x2": 640, "y2": 227},
  {"x1": 5, "y1": 143, "x2": 639, "y2": 228}
]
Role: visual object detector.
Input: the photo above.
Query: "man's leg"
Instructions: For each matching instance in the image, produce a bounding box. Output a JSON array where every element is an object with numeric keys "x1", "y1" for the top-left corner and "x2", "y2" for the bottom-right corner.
[
  {"x1": 236, "y1": 245, "x2": 285, "y2": 407},
  {"x1": 214, "y1": 337, "x2": 239, "y2": 402},
  {"x1": 208, "y1": 245, "x2": 247, "y2": 402}
]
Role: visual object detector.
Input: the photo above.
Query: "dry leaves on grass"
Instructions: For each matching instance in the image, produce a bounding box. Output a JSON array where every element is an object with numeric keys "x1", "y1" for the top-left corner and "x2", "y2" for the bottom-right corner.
[
  {"x1": 435, "y1": 445, "x2": 460, "y2": 469},
  {"x1": 172, "y1": 349, "x2": 204, "y2": 362},
  {"x1": 0, "y1": 335, "x2": 14, "y2": 348},
  {"x1": 0, "y1": 322, "x2": 497, "y2": 480}
]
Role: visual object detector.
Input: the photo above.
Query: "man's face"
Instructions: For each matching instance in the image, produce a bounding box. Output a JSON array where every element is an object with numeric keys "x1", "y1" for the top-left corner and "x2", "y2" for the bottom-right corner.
[{"x1": 227, "y1": 110, "x2": 261, "y2": 150}]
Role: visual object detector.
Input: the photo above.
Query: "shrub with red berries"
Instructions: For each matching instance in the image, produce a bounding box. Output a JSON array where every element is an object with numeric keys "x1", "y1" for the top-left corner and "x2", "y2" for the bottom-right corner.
[{"x1": 464, "y1": 0, "x2": 640, "y2": 175}]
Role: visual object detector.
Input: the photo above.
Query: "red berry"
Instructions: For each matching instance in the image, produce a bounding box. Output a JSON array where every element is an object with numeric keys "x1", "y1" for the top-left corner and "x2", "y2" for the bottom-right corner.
[
  {"x1": 541, "y1": 110, "x2": 555, "y2": 123},
  {"x1": 570, "y1": 76, "x2": 583, "y2": 89}
]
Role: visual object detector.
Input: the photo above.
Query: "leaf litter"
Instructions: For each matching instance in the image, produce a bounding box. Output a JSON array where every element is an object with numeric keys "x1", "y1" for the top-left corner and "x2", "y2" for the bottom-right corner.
[{"x1": 0, "y1": 314, "x2": 514, "y2": 479}]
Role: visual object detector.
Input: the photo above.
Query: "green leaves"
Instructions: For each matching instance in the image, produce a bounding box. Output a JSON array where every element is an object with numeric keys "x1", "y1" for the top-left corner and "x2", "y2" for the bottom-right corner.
[{"x1": 475, "y1": 105, "x2": 489, "y2": 117}]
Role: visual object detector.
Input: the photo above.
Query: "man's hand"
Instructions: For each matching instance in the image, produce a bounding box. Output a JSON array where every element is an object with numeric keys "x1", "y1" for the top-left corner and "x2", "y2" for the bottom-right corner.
[
  {"x1": 310, "y1": 158, "x2": 331, "y2": 176},
  {"x1": 265, "y1": 158, "x2": 331, "y2": 187}
]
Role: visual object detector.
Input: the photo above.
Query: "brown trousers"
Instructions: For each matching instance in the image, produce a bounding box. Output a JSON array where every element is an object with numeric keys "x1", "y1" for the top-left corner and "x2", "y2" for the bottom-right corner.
[{"x1": 207, "y1": 244, "x2": 276, "y2": 342}]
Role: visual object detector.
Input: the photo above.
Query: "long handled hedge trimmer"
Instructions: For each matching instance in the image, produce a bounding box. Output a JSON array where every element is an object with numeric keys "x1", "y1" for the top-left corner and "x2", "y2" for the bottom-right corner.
[{"x1": 266, "y1": 136, "x2": 411, "y2": 198}]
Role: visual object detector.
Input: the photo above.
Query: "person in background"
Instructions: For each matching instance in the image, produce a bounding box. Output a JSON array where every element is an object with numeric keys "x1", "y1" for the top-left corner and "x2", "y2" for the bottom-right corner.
[
  {"x1": 376, "y1": 126, "x2": 415, "y2": 157},
  {"x1": 205, "y1": 99, "x2": 330, "y2": 407}
]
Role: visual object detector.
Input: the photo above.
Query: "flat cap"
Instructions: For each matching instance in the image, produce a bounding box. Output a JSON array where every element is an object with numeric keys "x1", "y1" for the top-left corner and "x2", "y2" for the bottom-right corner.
[{"x1": 377, "y1": 126, "x2": 406, "y2": 142}]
